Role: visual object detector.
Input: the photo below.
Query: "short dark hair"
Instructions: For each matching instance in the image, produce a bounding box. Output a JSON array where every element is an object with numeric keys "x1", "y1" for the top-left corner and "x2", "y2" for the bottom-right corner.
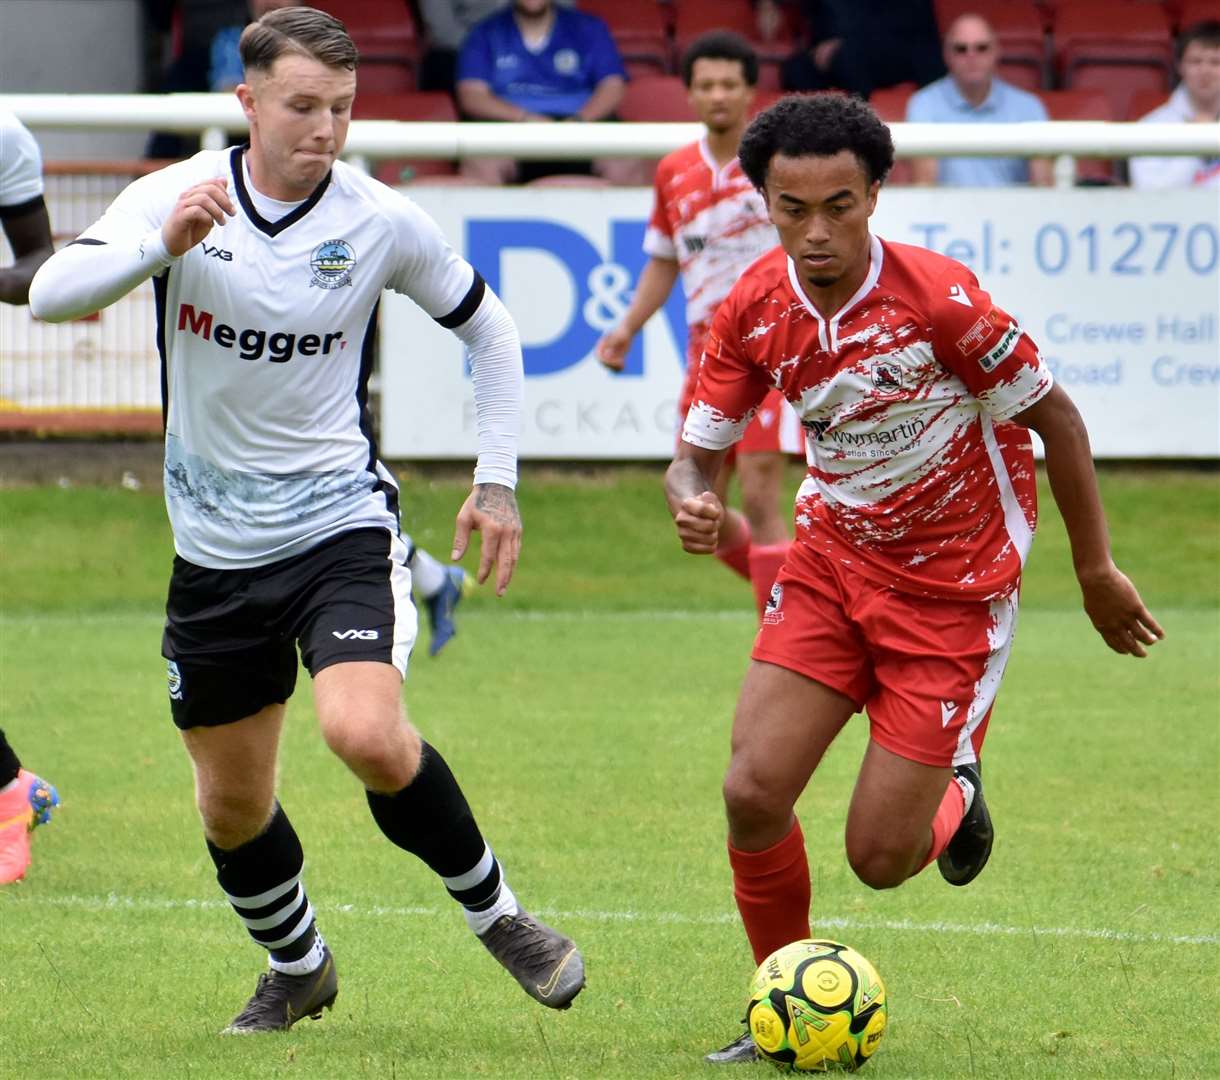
[
  {"x1": 738, "y1": 92, "x2": 895, "y2": 188},
  {"x1": 240, "y1": 6, "x2": 358, "y2": 74},
  {"x1": 680, "y1": 31, "x2": 759, "y2": 87},
  {"x1": 1177, "y1": 19, "x2": 1220, "y2": 62}
]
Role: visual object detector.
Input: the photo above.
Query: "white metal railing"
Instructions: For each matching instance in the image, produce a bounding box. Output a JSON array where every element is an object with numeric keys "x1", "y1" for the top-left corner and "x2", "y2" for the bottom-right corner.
[{"x1": 3, "y1": 92, "x2": 1218, "y2": 161}]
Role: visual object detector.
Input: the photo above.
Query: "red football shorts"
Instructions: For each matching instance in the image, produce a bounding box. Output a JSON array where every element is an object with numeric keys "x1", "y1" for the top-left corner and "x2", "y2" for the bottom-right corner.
[
  {"x1": 752, "y1": 540, "x2": 1019, "y2": 768},
  {"x1": 678, "y1": 360, "x2": 804, "y2": 457}
]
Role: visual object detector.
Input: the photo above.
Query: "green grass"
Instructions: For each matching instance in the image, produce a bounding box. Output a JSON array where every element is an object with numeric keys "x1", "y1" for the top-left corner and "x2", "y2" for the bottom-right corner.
[{"x1": 1, "y1": 466, "x2": 1217, "y2": 1079}]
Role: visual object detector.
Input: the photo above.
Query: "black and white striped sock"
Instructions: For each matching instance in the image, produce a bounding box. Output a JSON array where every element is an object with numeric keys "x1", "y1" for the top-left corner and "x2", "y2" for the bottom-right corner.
[
  {"x1": 442, "y1": 842, "x2": 518, "y2": 936},
  {"x1": 206, "y1": 803, "x2": 326, "y2": 975}
]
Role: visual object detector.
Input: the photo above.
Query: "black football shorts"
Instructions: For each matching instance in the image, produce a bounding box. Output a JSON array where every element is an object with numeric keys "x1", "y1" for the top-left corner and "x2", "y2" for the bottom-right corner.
[{"x1": 161, "y1": 527, "x2": 417, "y2": 730}]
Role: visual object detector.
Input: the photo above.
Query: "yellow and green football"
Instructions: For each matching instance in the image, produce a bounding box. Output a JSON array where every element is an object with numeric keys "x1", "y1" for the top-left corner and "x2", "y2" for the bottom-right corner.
[{"x1": 746, "y1": 939, "x2": 887, "y2": 1072}]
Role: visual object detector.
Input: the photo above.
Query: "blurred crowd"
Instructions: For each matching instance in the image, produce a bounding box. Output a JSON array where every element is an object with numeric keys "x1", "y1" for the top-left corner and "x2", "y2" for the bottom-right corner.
[{"x1": 140, "y1": 0, "x2": 1220, "y2": 188}]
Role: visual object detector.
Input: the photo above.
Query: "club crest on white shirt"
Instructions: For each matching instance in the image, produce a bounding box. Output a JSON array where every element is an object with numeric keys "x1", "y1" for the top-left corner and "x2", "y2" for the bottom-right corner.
[{"x1": 310, "y1": 239, "x2": 357, "y2": 289}]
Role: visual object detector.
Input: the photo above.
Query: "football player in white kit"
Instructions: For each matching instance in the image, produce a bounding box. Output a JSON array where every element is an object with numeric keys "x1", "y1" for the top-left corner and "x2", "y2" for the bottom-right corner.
[{"x1": 30, "y1": 7, "x2": 585, "y2": 1032}]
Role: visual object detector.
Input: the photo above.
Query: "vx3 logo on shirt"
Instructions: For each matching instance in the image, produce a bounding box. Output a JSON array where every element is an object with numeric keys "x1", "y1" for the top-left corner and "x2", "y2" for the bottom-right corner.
[
  {"x1": 200, "y1": 242, "x2": 233, "y2": 261},
  {"x1": 332, "y1": 628, "x2": 380, "y2": 640}
]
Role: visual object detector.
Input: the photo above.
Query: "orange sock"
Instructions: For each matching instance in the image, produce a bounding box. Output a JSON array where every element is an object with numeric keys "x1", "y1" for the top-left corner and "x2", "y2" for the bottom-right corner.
[
  {"x1": 715, "y1": 511, "x2": 752, "y2": 581},
  {"x1": 748, "y1": 541, "x2": 789, "y2": 620},
  {"x1": 729, "y1": 819, "x2": 812, "y2": 965},
  {"x1": 919, "y1": 777, "x2": 966, "y2": 872}
]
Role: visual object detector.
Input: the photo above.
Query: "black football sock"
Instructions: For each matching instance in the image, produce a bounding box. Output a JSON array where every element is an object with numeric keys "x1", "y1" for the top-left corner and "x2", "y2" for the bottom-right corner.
[
  {"x1": 367, "y1": 740, "x2": 516, "y2": 932},
  {"x1": 206, "y1": 802, "x2": 325, "y2": 974}
]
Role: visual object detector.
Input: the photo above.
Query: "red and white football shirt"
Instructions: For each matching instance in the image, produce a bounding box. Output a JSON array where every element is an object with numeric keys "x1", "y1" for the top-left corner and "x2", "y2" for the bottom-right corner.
[
  {"x1": 683, "y1": 237, "x2": 1054, "y2": 601},
  {"x1": 645, "y1": 137, "x2": 801, "y2": 454},
  {"x1": 644, "y1": 136, "x2": 777, "y2": 363}
]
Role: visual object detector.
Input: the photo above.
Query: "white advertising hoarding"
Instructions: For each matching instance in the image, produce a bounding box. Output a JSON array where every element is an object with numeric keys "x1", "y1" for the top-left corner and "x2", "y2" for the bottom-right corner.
[{"x1": 381, "y1": 187, "x2": 1219, "y2": 459}]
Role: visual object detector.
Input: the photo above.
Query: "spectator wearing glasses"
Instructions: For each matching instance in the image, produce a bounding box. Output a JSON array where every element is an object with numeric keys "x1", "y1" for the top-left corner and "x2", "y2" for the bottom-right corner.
[
  {"x1": 907, "y1": 14, "x2": 1052, "y2": 187},
  {"x1": 1129, "y1": 20, "x2": 1220, "y2": 190}
]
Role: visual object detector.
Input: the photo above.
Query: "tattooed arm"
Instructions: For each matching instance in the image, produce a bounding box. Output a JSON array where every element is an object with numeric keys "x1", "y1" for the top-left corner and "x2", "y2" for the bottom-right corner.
[{"x1": 451, "y1": 482, "x2": 523, "y2": 596}]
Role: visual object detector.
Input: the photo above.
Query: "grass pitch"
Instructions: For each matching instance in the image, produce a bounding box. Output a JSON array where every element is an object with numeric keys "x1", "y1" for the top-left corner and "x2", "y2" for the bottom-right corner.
[{"x1": 1, "y1": 465, "x2": 1216, "y2": 1079}]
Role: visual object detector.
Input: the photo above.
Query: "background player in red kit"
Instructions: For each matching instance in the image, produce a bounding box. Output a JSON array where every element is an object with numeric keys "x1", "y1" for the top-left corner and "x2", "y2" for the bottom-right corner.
[
  {"x1": 597, "y1": 33, "x2": 801, "y2": 618},
  {"x1": 664, "y1": 93, "x2": 1164, "y2": 1064}
]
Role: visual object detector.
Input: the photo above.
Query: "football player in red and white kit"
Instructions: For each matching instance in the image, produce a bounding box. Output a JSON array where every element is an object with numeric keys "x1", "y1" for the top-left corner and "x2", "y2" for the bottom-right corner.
[
  {"x1": 596, "y1": 32, "x2": 801, "y2": 618},
  {"x1": 664, "y1": 94, "x2": 1164, "y2": 1065}
]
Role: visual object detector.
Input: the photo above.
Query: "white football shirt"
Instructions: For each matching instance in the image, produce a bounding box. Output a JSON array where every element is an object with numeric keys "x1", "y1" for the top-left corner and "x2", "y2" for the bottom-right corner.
[
  {"x1": 58, "y1": 147, "x2": 514, "y2": 569},
  {"x1": 0, "y1": 110, "x2": 45, "y2": 209}
]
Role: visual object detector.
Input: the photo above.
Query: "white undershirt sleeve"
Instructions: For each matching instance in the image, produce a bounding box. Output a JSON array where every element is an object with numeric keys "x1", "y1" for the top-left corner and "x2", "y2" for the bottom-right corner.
[
  {"x1": 29, "y1": 228, "x2": 174, "y2": 322},
  {"x1": 446, "y1": 285, "x2": 523, "y2": 490}
]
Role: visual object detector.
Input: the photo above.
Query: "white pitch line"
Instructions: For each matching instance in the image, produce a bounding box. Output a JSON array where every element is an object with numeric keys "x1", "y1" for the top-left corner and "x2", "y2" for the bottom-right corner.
[{"x1": 7, "y1": 892, "x2": 1215, "y2": 948}]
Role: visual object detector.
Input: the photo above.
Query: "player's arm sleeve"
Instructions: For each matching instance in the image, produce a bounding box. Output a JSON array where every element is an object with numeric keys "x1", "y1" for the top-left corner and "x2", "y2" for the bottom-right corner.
[
  {"x1": 28, "y1": 172, "x2": 176, "y2": 322},
  {"x1": 387, "y1": 201, "x2": 522, "y2": 489},
  {"x1": 930, "y1": 268, "x2": 1053, "y2": 422},
  {"x1": 642, "y1": 166, "x2": 677, "y2": 259},
  {"x1": 681, "y1": 298, "x2": 771, "y2": 450}
]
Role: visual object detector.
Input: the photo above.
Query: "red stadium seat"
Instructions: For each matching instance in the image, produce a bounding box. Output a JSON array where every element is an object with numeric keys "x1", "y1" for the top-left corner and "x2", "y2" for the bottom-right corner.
[
  {"x1": 353, "y1": 91, "x2": 456, "y2": 122},
  {"x1": 1178, "y1": 0, "x2": 1220, "y2": 28},
  {"x1": 312, "y1": 0, "x2": 418, "y2": 59},
  {"x1": 863, "y1": 85, "x2": 916, "y2": 185},
  {"x1": 355, "y1": 58, "x2": 418, "y2": 94},
  {"x1": 352, "y1": 91, "x2": 458, "y2": 184},
  {"x1": 671, "y1": 0, "x2": 787, "y2": 86},
  {"x1": 868, "y1": 82, "x2": 918, "y2": 122},
  {"x1": 1054, "y1": 2, "x2": 1174, "y2": 120},
  {"x1": 672, "y1": 0, "x2": 756, "y2": 40},
  {"x1": 578, "y1": 0, "x2": 672, "y2": 76},
  {"x1": 1037, "y1": 88, "x2": 1117, "y2": 182},
  {"x1": 1125, "y1": 86, "x2": 1172, "y2": 119},
  {"x1": 618, "y1": 74, "x2": 696, "y2": 121}
]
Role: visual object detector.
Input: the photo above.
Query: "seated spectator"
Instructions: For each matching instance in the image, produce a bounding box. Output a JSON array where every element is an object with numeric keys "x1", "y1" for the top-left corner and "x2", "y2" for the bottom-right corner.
[
  {"x1": 209, "y1": 0, "x2": 303, "y2": 92},
  {"x1": 1129, "y1": 20, "x2": 1220, "y2": 190},
  {"x1": 779, "y1": 0, "x2": 944, "y2": 100},
  {"x1": 455, "y1": 0, "x2": 627, "y2": 183},
  {"x1": 907, "y1": 13, "x2": 1052, "y2": 187},
  {"x1": 418, "y1": 0, "x2": 574, "y2": 96},
  {"x1": 145, "y1": 0, "x2": 248, "y2": 157}
]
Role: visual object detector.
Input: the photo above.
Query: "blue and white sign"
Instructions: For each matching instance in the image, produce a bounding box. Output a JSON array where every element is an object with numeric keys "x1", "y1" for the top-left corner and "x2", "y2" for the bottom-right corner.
[{"x1": 379, "y1": 187, "x2": 1219, "y2": 459}]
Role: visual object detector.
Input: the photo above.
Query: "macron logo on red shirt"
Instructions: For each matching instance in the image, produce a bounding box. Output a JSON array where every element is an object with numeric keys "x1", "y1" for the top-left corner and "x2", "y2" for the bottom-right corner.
[{"x1": 176, "y1": 303, "x2": 344, "y2": 364}]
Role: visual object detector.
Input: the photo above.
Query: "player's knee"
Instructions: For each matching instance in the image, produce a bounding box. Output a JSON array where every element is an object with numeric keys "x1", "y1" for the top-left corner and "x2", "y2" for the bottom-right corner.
[
  {"x1": 723, "y1": 761, "x2": 790, "y2": 832},
  {"x1": 199, "y1": 790, "x2": 275, "y2": 850},
  {"x1": 846, "y1": 840, "x2": 914, "y2": 891},
  {"x1": 323, "y1": 716, "x2": 420, "y2": 792}
]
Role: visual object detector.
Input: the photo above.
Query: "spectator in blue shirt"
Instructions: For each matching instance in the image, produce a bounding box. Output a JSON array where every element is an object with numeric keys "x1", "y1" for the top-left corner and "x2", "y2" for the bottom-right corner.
[
  {"x1": 907, "y1": 14, "x2": 1052, "y2": 187},
  {"x1": 209, "y1": 0, "x2": 303, "y2": 91},
  {"x1": 456, "y1": 0, "x2": 627, "y2": 182}
]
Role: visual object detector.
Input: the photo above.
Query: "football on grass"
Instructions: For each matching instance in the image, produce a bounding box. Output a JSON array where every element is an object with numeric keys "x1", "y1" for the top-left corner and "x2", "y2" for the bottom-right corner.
[{"x1": 746, "y1": 939, "x2": 887, "y2": 1071}]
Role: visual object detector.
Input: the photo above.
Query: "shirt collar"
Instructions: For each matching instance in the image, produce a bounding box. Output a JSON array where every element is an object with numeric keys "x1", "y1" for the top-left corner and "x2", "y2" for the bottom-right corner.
[{"x1": 945, "y1": 76, "x2": 1001, "y2": 114}]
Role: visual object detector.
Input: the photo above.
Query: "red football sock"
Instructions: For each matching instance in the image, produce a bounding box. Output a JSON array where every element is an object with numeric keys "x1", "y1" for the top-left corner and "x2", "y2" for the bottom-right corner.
[
  {"x1": 748, "y1": 541, "x2": 789, "y2": 620},
  {"x1": 918, "y1": 777, "x2": 966, "y2": 872},
  {"x1": 715, "y1": 510, "x2": 752, "y2": 581},
  {"x1": 729, "y1": 819, "x2": 812, "y2": 965}
]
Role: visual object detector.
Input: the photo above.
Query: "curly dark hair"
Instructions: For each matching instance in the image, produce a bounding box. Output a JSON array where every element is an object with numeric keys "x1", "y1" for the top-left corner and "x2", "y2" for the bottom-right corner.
[
  {"x1": 680, "y1": 31, "x2": 759, "y2": 87},
  {"x1": 738, "y1": 93, "x2": 895, "y2": 188}
]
